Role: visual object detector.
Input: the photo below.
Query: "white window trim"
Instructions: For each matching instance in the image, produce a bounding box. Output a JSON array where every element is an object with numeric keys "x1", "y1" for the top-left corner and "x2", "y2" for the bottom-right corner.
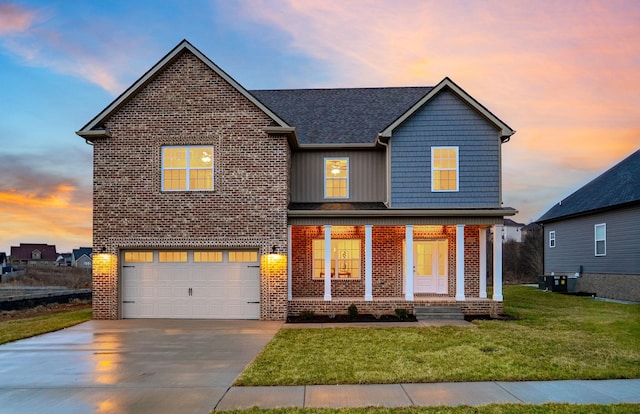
[
  {"x1": 549, "y1": 231, "x2": 556, "y2": 248},
  {"x1": 594, "y1": 223, "x2": 606, "y2": 256},
  {"x1": 323, "y1": 157, "x2": 349, "y2": 199},
  {"x1": 431, "y1": 146, "x2": 459, "y2": 192},
  {"x1": 161, "y1": 145, "x2": 214, "y2": 192}
]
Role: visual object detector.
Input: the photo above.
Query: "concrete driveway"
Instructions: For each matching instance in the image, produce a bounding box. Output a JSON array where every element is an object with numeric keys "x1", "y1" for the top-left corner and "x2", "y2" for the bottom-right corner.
[{"x1": 0, "y1": 319, "x2": 282, "y2": 414}]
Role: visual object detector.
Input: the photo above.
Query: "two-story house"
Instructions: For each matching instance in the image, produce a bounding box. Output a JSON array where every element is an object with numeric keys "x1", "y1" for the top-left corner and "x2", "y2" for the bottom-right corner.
[{"x1": 77, "y1": 40, "x2": 516, "y2": 320}]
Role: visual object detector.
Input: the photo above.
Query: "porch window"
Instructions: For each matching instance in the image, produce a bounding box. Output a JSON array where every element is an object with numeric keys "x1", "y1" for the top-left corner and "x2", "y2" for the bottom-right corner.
[
  {"x1": 312, "y1": 239, "x2": 360, "y2": 279},
  {"x1": 324, "y1": 158, "x2": 349, "y2": 198},
  {"x1": 431, "y1": 147, "x2": 459, "y2": 191},
  {"x1": 594, "y1": 223, "x2": 606, "y2": 256},
  {"x1": 162, "y1": 146, "x2": 213, "y2": 191}
]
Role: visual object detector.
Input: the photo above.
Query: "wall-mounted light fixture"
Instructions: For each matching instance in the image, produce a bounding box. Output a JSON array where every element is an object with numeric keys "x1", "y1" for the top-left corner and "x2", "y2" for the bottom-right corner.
[
  {"x1": 271, "y1": 245, "x2": 277, "y2": 254},
  {"x1": 101, "y1": 246, "x2": 107, "y2": 252}
]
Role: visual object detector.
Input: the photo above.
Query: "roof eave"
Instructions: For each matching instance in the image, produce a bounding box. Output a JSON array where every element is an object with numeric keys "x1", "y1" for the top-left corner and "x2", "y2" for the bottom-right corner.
[
  {"x1": 288, "y1": 207, "x2": 518, "y2": 218},
  {"x1": 75, "y1": 129, "x2": 112, "y2": 140}
]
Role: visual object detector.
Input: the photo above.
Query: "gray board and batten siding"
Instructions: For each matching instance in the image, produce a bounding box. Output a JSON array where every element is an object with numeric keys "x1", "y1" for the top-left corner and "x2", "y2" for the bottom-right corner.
[
  {"x1": 543, "y1": 204, "x2": 640, "y2": 275},
  {"x1": 390, "y1": 89, "x2": 502, "y2": 208},
  {"x1": 290, "y1": 150, "x2": 386, "y2": 203}
]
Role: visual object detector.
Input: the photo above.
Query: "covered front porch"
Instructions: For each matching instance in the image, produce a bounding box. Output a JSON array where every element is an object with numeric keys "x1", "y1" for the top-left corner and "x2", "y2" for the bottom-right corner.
[{"x1": 285, "y1": 221, "x2": 506, "y2": 317}]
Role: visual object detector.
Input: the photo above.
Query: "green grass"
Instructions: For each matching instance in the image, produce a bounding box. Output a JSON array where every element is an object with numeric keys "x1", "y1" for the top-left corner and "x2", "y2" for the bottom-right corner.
[
  {"x1": 0, "y1": 308, "x2": 92, "y2": 345},
  {"x1": 217, "y1": 404, "x2": 640, "y2": 414},
  {"x1": 236, "y1": 286, "x2": 640, "y2": 385}
]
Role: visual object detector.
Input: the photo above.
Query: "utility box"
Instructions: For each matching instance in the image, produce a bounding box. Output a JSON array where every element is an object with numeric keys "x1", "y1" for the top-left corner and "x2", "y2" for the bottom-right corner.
[
  {"x1": 567, "y1": 276, "x2": 578, "y2": 293},
  {"x1": 539, "y1": 275, "x2": 567, "y2": 292}
]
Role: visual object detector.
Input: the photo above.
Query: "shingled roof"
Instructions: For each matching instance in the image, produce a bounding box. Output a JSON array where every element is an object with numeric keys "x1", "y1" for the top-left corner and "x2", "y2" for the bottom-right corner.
[
  {"x1": 538, "y1": 149, "x2": 640, "y2": 222},
  {"x1": 251, "y1": 87, "x2": 431, "y2": 145}
]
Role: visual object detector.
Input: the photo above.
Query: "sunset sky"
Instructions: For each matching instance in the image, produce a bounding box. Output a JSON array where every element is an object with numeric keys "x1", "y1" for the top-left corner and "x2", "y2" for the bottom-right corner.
[{"x1": 1, "y1": 0, "x2": 639, "y2": 254}]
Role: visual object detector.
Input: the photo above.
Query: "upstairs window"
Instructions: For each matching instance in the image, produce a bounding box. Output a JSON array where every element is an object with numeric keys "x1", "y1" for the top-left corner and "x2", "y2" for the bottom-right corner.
[
  {"x1": 594, "y1": 223, "x2": 606, "y2": 256},
  {"x1": 162, "y1": 146, "x2": 213, "y2": 191},
  {"x1": 432, "y1": 147, "x2": 459, "y2": 192},
  {"x1": 324, "y1": 158, "x2": 349, "y2": 199},
  {"x1": 549, "y1": 231, "x2": 556, "y2": 248}
]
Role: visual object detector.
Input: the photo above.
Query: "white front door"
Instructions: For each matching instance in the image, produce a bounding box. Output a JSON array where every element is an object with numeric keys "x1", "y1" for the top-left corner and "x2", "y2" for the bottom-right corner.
[{"x1": 413, "y1": 240, "x2": 448, "y2": 294}]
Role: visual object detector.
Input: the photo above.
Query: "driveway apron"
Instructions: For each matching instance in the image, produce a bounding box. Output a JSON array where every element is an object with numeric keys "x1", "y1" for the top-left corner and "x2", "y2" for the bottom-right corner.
[{"x1": 0, "y1": 319, "x2": 282, "y2": 414}]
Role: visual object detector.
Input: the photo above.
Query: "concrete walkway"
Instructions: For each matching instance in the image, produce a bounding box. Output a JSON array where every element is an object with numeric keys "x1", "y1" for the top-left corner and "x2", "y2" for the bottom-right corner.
[{"x1": 215, "y1": 379, "x2": 640, "y2": 410}]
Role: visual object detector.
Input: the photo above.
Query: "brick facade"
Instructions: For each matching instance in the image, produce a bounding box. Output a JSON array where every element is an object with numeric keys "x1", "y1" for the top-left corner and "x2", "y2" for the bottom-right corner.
[{"x1": 91, "y1": 50, "x2": 289, "y2": 320}]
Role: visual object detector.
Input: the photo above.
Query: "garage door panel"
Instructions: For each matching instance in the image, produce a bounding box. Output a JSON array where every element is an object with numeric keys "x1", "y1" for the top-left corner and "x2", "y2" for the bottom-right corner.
[{"x1": 122, "y1": 250, "x2": 260, "y2": 319}]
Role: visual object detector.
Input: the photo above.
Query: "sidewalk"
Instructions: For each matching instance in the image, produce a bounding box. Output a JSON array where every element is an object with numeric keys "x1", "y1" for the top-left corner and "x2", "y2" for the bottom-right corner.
[{"x1": 215, "y1": 379, "x2": 640, "y2": 410}]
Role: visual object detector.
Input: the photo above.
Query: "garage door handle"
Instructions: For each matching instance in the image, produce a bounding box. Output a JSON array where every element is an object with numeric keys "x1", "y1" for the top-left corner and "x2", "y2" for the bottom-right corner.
[
  {"x1": 247, "y1": 265, "x2": 260, "y2": 268},
  {"x1": 247, "y1": 301, "x2": 260, "y2": 304},
  {"x1": 123, "y1": 301, "x2": 135, "y2": 304},
  {"x1": 123, "y1": 265, "x2": 135, "y2": 268}
]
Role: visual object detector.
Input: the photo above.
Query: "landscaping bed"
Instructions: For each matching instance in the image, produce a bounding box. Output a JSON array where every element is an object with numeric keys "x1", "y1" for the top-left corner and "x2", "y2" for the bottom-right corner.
[{"x1": 287, "y1": 313, "x2": 418, "y2": 323}]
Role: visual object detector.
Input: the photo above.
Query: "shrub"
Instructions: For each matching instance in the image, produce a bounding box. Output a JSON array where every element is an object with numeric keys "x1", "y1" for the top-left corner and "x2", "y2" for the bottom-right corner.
[
  {"x1": 347, "y1": 303, "x2": 358, "y2": 318},
  {"x1": 395, "y1": 308, "x2": 409, "y2": 319},
  {"x1": 299, "y1": 310, "x2": 315, "y2": 320}
]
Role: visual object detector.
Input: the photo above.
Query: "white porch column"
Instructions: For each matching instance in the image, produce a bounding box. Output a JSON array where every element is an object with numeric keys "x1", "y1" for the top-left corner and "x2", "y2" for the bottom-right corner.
[
  {"x1": 456, "y1": 224, "x2": 466, "y2": 301},
  {"x1": 287, "y1": 225, "x2": 292, "y2": 301},
  {"x1": 479, "y1": 227, "x2": 487, "y2": 298},
  {"x1": 493, "y1": 224, "x2": 503, "y2": 301},
  {"x1": 405, "y1": 225, "x2": 414, "y2": 301},
  {"x1": 365, "y1": 225, "x2": 373, "y2": 301},
  {"x1": 324, "y1": 225, "x2": 332, "y2": 301}
]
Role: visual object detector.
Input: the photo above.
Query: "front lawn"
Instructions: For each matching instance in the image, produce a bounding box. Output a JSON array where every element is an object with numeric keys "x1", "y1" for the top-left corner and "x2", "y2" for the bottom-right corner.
[{"x1": 235, "y1": 286, "x2": 640, "y2": 385}]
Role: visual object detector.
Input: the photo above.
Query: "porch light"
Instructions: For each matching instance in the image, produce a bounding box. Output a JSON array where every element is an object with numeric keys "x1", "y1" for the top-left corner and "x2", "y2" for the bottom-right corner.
[
  {"x1": 271, "y1": 245, "x2": 277, "y2": 254},
  {"x1": 201, "y1": 151, "x2": 211, "y2": 163}
]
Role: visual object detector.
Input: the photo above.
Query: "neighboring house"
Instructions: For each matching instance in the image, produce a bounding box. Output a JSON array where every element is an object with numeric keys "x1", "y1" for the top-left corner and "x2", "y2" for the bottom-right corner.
[
  {"x1": 502, "y1": 218, "x2": 525, "y2": 243},
  {"x1": 0, "y1": 252, "x2": 8, "y2": 274},
  {"x1": 72, "y1": 247, "x2": 93, "y2": 268},
  {"x1": 77, "y1": 40, "x2": 517, "y2": 320},
  {"x1": 520, "y1": 222, "x2": 541, "y2": 240},
  {"x1": 10, "y1": 243, "x2": 58, "y2": 266},
  {"x1": 537, "y1": 149, "x2": 640, "y2": 302},
  {"x1": 56, "y1": 254, "x2": 72, "y2": 266}
]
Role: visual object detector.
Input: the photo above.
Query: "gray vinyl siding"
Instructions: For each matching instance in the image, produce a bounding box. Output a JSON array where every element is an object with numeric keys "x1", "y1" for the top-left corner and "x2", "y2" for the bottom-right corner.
[
  {"x1": 390, "y1": 90, "x2": 501, "y2": 208},
  {"x1": 290, "y1": 150, "x2": 385, "y2": 202},
  {"x1": 543, "y1": 204, "x2": 640, "y2": 275}
]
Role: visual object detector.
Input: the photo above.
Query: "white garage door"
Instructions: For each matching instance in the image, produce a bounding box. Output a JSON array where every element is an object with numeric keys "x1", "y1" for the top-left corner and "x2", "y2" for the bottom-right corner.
[{"x1": 121, "y1": 250, "x2": 260, "y2": 319}]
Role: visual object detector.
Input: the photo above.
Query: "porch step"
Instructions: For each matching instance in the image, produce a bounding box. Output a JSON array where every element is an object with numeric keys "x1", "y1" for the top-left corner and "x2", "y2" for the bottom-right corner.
[{"x1": 414, "y1": 306, "x2": 464, "y2": 321}]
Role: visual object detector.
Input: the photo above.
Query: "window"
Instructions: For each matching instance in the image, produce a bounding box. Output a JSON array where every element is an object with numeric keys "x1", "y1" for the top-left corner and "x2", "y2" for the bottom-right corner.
[
  {"x1": 549, "y1": 231, "x2": 556, "y2": 248},
  {"x1": 312, "y1": 239, "x2": 360, "y2": 279},
  {"x1": 228, "y1": 251, "x2": 258, "y2": 262},
  {"x1": 162, "y1": 146, "x2": 213, "y2": 191},
  {"x1": 595, "y1": 223, "x2": 606, "y2": 256},
  {"x1": 432, "y1": 147, "x2": 459, "y2": 191},
  {"x1": 158, "y1": 251, "x2": 187, "y2": 262},
  {"x1": 194, "y1": 251, "x2": 222, "y2": 262},
  {"x1": 324, "y1": 158, "x2": 349, "y2": 198},
  {"x1": 124, "y1": 251, "x2": 153, "y2": 262}
]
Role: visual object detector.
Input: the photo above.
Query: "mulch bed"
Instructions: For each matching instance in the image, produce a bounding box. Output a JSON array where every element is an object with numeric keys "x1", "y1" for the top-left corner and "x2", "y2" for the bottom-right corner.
[{"x1": 287, "y1": 313, "x2": 417, "y2": 323}]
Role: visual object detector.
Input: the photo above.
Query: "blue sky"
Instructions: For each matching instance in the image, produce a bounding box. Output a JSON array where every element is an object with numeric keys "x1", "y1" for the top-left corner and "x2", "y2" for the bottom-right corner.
[{"x1": 1, "y1": 0, "x2": 639, "y2": 253}]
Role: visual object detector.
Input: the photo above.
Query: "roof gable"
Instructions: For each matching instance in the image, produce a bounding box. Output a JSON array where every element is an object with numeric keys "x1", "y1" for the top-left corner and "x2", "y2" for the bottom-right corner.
[
  {"x1": 379, "y1": 77, "x2": 515, "y2": 141},
  {"x1": 538, "y1": 149, "x2": 640, "y2": 222},
  {"x1": 77, "y1": 40, "x2": 288, "y2": 140}
]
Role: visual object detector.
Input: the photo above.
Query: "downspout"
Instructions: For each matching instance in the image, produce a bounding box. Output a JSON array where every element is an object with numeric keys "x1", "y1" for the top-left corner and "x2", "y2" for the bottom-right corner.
[{"x1": 376, "y1": 134, "x2": 390, "y2": 207}]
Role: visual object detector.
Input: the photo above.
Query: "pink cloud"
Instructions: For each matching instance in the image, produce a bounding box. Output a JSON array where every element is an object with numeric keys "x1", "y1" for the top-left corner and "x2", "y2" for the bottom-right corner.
[{"x1": 0, "y1": 2, "x2": 39, "y2": 35}]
